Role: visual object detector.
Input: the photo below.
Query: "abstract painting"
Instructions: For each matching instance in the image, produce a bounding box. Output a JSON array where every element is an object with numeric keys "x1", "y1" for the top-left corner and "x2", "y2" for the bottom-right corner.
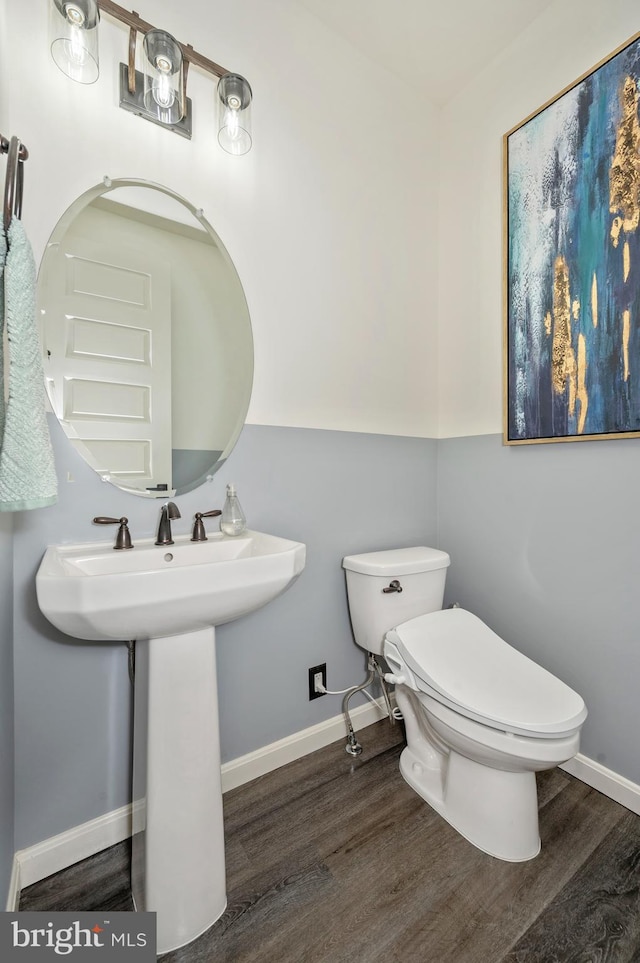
[{"x1": 504, "y1": 32, "x2": 640, "y2": 444}]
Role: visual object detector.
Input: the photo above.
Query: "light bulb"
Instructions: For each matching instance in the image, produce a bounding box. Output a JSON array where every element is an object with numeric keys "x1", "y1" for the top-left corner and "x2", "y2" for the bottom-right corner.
[
  {"x1": 142, "y1": 29, "x2": 183, "y2": 124},
  {"x1": 63, "y1": 4, "x2": 88, "y2": 64},
  {"x1": 216, "y1": 74, "x2": 252, "y2": 155},
  {"x1": 68, "y1": 26, "x2": 89, "y2": 65},
  {"x1": 225, "y1": 109, "x2": 240, "y2": 139},
  {"x1": 64, "y1": 3, "x2": 85, "y2": 26},
  {"x1": 152, "y1": 58, "x2": 175, "y2": 109}
]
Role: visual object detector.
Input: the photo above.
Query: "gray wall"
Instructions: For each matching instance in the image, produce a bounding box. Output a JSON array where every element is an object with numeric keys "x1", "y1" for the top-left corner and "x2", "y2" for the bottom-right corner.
[
  {"x1": 438, "y1": 433, "x2": 640, "y2": 785},
  {"x1": 13, "y1": 422, "x2": 640, "y2": 856},
  {"x1": 0, "y1": 0, "x2": 14, "y2": 907},
  {"x1": 19, "y1": 420, "x2": 640, "y2": 858},
  {"x1": 0, "y1": 513, "x2": 14, "y2": 903},
  {"x1": 14, "y1": 418, "x2": 438, "y2": 850}
]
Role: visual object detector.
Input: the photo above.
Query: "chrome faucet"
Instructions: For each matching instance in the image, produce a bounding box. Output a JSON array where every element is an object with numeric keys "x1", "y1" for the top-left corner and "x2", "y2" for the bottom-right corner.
[{"x1": 155, "y1": 501, "x2": 181, "y2": 545}]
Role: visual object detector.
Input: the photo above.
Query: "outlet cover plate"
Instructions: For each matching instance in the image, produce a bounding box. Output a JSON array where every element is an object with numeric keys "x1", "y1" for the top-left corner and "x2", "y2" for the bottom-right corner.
[{"x1": 308, "y1": 663, "x2": 327, "y2": 700}]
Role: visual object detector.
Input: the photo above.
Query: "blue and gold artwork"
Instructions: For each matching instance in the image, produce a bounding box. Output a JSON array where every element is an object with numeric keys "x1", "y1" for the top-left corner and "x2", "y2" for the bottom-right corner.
[{"x1": 505, "y1": 32, "x2": 640, "y2": 443}]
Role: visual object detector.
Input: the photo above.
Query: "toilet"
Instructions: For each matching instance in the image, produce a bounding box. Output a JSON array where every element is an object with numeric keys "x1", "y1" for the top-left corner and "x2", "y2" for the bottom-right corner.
[{"x1": 342, "y1": 546, "x2": 587, "y2": 862}]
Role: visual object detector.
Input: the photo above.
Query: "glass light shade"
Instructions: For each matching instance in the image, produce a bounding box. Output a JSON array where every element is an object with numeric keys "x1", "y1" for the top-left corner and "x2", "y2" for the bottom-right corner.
[
  {"x1": 216, "y1": 74, "x2": 252, "y2": 155},
  {"x1": 143, "y1": 29, "x2": 184, "y2": 126},
  {"x1": 50, "y1": 0, "x2": 100, "y2": 84}
]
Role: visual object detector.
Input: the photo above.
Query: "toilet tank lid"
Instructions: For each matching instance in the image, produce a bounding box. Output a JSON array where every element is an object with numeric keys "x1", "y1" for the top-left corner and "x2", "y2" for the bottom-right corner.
[{"x1": 343, "y1": 546, "x2": 450, "y2": 576}]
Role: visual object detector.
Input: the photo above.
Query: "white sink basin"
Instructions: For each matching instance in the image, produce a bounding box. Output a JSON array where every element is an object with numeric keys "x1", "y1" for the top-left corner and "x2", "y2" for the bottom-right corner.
[{"x1": 36, "y1": 529, "x2": 306, "y2": 641}]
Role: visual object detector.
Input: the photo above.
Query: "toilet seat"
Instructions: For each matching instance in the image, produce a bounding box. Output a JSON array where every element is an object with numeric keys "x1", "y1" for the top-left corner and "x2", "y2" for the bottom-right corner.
[{"x1": 385, "y1": 608, "x2": 587, "y2": 739}]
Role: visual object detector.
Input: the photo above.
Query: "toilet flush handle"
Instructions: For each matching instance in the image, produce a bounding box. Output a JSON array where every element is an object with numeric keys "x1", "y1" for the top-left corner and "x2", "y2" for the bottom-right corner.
[{"x1": 383, "y1": 580, "x2": 403, "y2": 593}]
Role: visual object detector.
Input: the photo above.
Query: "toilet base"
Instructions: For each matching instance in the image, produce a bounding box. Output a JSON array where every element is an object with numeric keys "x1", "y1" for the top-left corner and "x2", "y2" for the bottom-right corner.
[{"x1": 399, "y1": 745, "x2": 541, "y2": 862}]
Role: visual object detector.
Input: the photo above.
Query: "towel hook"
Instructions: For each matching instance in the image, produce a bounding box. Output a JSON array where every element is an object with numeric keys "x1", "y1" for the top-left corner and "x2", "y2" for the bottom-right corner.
[{"x1": 2, "y1": 135, "x2": 28, "y2": 234}]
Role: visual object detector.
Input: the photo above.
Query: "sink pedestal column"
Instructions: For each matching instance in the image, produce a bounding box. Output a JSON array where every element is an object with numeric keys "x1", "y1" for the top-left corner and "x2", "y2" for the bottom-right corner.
[{"x1": 132, "y1": 627, "x2": 226, "y2": 954}]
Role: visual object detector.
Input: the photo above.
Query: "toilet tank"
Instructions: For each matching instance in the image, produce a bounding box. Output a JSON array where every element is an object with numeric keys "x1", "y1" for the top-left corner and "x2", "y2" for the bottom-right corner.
[{"x1": 342, "y1": 547, "x2": 450, "y2": 656}]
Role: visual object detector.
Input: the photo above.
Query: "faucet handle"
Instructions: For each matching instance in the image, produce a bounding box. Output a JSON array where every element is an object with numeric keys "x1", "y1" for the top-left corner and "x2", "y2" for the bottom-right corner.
[
  {"x1": 93, "y1": 516, "x2": 134, "y2": 550},
  {"x1": 191, "y1": 509, "x2": 222, "y2": 542}
]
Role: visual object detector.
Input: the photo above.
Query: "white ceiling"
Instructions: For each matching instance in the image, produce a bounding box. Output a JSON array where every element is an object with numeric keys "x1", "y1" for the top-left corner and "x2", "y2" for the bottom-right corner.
[{"x1": 296, "y1": 0, "x2": 556, "y2": 104}]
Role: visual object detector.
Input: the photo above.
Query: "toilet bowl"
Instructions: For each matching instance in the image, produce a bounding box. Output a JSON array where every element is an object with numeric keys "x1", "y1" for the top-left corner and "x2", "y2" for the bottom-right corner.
[{"x1": 342, "y1": 547, "x2": 587, "y2": 862}]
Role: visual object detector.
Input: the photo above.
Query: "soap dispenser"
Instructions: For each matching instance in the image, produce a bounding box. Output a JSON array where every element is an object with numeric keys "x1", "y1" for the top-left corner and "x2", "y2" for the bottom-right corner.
[{"x1": 220, "y1": 483, "x2": 246, "y2": 536}]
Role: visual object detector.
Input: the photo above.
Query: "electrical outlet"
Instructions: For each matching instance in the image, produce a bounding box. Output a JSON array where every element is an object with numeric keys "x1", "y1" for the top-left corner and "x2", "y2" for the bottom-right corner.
[{"x1": 308, "y1": 663, "x2": 327, "y2": 700}]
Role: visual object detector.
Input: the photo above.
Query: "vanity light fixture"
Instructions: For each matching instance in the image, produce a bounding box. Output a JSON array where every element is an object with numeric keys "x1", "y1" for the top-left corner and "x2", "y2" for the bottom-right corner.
[
  {"x1": 216, "y1": 73, "x2": 253, "y2": 155},
  {"x1": 50, "y1": 0, "x2": 100, "y2": 85},
  {"x1": 49, "y1": 0, "x2": 253, "y2": 152},
  {"x1": 140, "y1": 29, "x2": 185, "y2": 129}
]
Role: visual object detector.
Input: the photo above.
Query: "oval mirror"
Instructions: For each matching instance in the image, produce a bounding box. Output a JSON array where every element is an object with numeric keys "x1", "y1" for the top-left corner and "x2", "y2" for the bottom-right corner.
[{"x1": 37, "y1": 178, "x2": 253, "y2": 497}]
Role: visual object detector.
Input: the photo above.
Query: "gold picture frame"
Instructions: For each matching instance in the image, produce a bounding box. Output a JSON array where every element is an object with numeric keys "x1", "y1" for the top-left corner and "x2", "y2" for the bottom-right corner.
[{"x1": 504, "y1": 31, "x2": 640, "y2": 445}]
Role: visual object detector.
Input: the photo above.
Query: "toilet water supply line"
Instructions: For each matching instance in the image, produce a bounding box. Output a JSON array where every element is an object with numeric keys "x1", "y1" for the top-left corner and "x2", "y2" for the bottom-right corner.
[
  {"x1": 125, "y1": 642, "x2": 399, "y2": 756},
  {"x1": 317, "y1": 654, "x2": 402, "y2": 756}
]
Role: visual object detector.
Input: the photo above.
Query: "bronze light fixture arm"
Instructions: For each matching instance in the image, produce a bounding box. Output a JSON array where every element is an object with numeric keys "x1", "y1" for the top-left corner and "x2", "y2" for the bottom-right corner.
[{"x1": 97, "y1": 0, "x2": 231, "y2": 82}]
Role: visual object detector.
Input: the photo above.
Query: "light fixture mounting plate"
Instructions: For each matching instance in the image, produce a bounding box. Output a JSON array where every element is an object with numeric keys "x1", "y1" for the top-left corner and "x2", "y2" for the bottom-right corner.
[{"x1": 118, "y1": 63, "x2": 193, "y2": 139}]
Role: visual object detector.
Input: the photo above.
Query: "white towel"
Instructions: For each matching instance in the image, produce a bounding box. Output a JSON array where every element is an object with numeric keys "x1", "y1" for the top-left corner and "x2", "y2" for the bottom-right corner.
[{"x1": 0, "y1": 218, "x2": 57, "y2": 511}]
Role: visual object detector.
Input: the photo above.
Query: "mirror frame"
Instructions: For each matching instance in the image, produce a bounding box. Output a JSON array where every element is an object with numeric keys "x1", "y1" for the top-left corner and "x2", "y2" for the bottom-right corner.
[{"x1": 38, "y1": 177, "x2": 254, "y2": 497}]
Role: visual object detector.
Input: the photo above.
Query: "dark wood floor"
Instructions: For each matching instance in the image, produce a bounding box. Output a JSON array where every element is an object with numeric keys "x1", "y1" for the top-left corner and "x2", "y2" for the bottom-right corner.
[{"x1": 20, "y1": 720, "x2": 640, "y2": 962}]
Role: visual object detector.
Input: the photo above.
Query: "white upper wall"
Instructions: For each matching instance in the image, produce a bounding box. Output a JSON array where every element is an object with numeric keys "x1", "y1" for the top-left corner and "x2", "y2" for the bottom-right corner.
[
  {"x1": 7, "y1": 1, "x2": 638, "y2": 446},
  {"x1": 5, "y1": 0, "x2": 440, "y2": 439},
  {"x1": 297, "y1": 0, "x2": 556, "y2": 106},
  {"x1": 437, "y1": 0, "x2": 640, "y2": 438}
]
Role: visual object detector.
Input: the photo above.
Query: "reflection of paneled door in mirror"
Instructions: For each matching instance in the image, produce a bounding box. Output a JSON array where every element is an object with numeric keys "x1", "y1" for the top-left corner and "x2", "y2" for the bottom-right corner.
[{"x1": 41, "y1": 236, "x2": 172, "y2": 492}]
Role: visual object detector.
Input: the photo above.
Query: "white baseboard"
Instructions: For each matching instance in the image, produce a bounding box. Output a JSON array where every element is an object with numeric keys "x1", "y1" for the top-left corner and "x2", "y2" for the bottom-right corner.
[
  {"x1": 561, "y1": 753, "x2": 640, "y2": 815},
  {"x1": 15, "y1": 803, "x2": 132, "y2": 890},
  {"x1": 220, "y1": 699, "x2": 387, "y2": 792},
  {"x1": 5, "y1": 855, "x2": 21, "y2": 911},
  {"x1": 13, "y1": 701, "x2": 386, "y2": 892}
]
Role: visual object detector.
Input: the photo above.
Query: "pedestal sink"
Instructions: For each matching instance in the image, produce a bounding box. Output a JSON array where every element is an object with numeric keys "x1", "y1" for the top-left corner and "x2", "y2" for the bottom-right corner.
[{"x1": 36, "y1": 530, "x2": 306, "y2": 954}]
